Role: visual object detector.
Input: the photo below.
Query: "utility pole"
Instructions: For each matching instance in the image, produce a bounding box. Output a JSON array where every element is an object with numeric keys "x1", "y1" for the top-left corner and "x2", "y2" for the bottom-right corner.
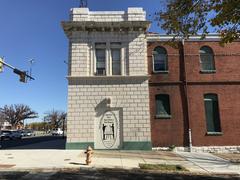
[
  {"x1": 28, "y1": 59, "x2": 35, "y2": 78},
  {"x1": 62, "y1": 116, "x2": 66, "y2": 138},
  {"x1": 0, "y1": 57, "x2": 35, "y2": 83}
]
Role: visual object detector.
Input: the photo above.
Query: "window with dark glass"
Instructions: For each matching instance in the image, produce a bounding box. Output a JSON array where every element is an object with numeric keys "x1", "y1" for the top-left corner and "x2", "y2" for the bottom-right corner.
[
  {"x1": 95, "y1": 43, "x2": 106, "y2": 75},
  {"x1": 153, "y1": 46, "x2": 168, "y2": 72},
  {"x1": 111, "y1": 43, "x2": 121, "y2": 75},
  {"x1": 155, "y1": 94, "x2": 171, "y2": 118},
  {"x1": 204, "y1": 94, "x2": 221, "y2": 132},
  {"x1": 199, "y1": 46, "x2": 215, "y2": 72}
]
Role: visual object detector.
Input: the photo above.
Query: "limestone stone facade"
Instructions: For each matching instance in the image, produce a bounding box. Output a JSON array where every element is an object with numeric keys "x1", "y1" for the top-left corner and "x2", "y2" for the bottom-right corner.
[{"x1": 62, "y1": 8, "x2": 152, "y2": 150}]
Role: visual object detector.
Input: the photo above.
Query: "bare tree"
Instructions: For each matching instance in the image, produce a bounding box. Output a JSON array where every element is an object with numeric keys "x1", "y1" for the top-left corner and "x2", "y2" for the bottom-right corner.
[
  {"x1": 0, "y1": 112, "x2": 5, "y2": 127},
  {"x1": 0, "y1": 104, "x2": 38, "y2": 128},
  {"x1": 156, "y1": 0, "x2": 240, "y2": 44},
  {"x1": 44, "y1": 110, "x2": 66, "y2": 129}
]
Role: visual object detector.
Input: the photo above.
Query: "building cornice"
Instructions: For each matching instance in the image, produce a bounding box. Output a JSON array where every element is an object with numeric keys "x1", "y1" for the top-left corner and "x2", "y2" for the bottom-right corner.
[
  {"x1": 146, "y1": 33, "x2": 225, "y2": 42},
  {"x1": 62, "y1": 21, "x2": 150, "y2": 37}
]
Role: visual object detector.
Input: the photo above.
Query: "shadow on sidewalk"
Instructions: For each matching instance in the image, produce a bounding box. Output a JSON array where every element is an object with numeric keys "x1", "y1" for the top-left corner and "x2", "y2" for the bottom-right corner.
[{"x1": 0, "y1": 168, "x2": 239, "y2": 180}]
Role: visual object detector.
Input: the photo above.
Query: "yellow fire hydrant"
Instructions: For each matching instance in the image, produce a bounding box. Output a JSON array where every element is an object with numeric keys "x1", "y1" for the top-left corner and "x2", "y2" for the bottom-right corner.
[{"x1": 85, "y1": 146, "x2": 93, "y2": 165}]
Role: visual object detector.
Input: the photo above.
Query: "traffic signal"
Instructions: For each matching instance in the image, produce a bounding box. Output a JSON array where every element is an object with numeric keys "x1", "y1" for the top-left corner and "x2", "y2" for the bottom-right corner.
[
  {"x1": 13, "y1": 68, "x2": 27, "y2": 83},
  {"x1": 0, "y1": 58, "x2": 4, "y2": 73},
  {"x1": 19, "y1": 72, "x2": 26, "y2": 83}
]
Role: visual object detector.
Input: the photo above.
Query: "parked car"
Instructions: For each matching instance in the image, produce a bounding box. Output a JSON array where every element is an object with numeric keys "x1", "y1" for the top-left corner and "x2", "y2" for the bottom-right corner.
[
  {"x1": 12, "y1": 130, "x2": 22, "y2": 139},
  {"x1": 18, "y1": 130, "x2": 26, "y2": 137},
  {"x1": 1, "y1": 130, "x2": 22, "y2": 140},
  {"x1": 25, "y1": 129, "x2": 35, "y2": 136},
  {"x1": 1, "y1": 130, "x2": 11, "y2": 140},
  {"x1": 52, "y1": 128, "x2": 63, "y2": 136}
]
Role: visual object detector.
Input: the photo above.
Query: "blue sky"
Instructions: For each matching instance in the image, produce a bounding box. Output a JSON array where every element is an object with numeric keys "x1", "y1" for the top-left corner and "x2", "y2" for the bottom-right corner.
[{"x1": 0, "y1": 0, "x2": 163, "y2": 123}]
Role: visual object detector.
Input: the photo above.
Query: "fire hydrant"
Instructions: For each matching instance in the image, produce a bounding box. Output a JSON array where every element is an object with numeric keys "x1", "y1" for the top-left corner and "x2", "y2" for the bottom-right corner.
[{"x1": 85, "y1": 146, "x2": 93, "y2": 165}]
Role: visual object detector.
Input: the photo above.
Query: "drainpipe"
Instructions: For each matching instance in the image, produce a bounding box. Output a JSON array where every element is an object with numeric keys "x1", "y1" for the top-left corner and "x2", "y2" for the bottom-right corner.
[
  {"x1": 179, "y1": 38, "x2": 191, "y2": 152},
  {"x1": 189, "y1": 128, "x2": 192, "y2": 152}
]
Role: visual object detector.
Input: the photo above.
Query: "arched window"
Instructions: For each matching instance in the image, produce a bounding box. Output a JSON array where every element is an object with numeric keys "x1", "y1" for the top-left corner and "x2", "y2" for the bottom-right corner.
[
  {"x1": 199, "y1": 46, "x2": 215, "y2": 72},
  {"x1": 153, "y1": 46, "x2": 168, "y2": 72},
  {"x1": 204, "y1": 94, "x2": 221, "y2": 132}
]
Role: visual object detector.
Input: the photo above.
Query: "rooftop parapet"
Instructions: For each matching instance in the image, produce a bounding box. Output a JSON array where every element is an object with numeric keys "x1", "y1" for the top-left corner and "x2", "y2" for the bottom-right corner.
[{"x1": 70, "y1": 7, "x2": 146, "y2": 22}]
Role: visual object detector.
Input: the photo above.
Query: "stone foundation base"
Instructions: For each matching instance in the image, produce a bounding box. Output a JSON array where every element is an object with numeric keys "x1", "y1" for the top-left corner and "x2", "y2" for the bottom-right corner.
[
  {"x1": 153, "y1": 146, "x2": 240, "y2": 153},
  {"x1": 66, "y1": 141, "x2": 152, "y2": 150},
  {"x1": 189, "y1": 146, "x2": 240, "y2": 153}
]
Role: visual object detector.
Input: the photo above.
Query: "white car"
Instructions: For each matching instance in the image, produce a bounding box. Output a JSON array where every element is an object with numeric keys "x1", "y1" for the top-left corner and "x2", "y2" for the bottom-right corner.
[
  {"x1": 52, "y1": 128, "x2": 63, "y2": 136},
  {"x1": 25, "y1": 130, "x2": 35, "y2": 136}
]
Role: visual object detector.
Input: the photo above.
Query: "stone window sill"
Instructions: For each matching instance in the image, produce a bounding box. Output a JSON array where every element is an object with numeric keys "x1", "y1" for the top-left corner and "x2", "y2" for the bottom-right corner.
[
  {"x1": 200, "y1": 70, "x2": 216, "y2": 74},
  {"x1": 67, "y1": 75, "x2": 149, "y2": 80},
  {"x1": 206, "y1": 132, "x2": 223, "y2": 136},
  {"x1": 153, "y1": 71, "x2": 169, "y2": 74},
  {"x1": 155, "y1": 115, "x2": 172, "y2": 119}
]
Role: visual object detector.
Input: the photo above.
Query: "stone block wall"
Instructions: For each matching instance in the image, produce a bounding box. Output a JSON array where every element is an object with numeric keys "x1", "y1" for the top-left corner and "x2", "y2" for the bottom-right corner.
[
  {"x1": 68, "y1": 31, "x2": 147, "y2": 77},
  {"x1": 66, "y1": 77, "x2": 151, "y2": 149}
]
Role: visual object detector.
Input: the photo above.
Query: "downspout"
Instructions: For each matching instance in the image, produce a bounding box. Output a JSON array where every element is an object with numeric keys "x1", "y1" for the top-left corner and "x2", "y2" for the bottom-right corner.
[{"x1": 178, "y1": 39, "x2": 192, "y2": 152}]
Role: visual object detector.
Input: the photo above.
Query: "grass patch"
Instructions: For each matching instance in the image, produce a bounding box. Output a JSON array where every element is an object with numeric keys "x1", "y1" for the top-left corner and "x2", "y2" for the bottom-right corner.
[{"x1": 139, "y1": 163, "x2": 188, "y2": 172}]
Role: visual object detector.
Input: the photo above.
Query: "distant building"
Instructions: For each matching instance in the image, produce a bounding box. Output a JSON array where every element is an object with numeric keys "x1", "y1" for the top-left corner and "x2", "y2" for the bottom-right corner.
[
  {"x1": 62, "y1": 7, "x2": 240, "y2": 152},
  {"x1": 0, "y1": 121, "x2": 12, "y2": 130}
]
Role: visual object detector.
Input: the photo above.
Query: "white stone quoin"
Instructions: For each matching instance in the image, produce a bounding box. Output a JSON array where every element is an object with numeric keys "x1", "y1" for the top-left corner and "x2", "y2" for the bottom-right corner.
[{"x1": 62, "y1": 7, "x2": 151, "y2": 150}]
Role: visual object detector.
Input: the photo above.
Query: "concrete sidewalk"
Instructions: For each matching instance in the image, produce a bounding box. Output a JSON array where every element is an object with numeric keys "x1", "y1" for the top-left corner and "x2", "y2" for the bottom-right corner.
[
  {"x1": 176, "y1": 152, "x2": 240, "y2": 175},
  {"x1": 0, "y1": 150, "x2": 186, "y2": 170},
  {"x1": 0, "y1": 150, "x2": 239, "y2": 175}
]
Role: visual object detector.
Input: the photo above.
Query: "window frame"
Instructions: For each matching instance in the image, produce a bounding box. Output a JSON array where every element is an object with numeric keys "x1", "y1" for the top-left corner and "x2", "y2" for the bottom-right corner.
[
  {"x1": 203, "y1": 93, "x2": 222, "y2": 135},
  {"x1": 110, "y1": 42, "x2": 122, "y2": 76},
  {"x1": 155, "y1": 94, "x2": 171, "y2": 119},
  {"x1": 94, "y1": 42, "x2": 123, "y2": 76},
  {"x1": 152, "y1": 46, "x2": 168, "y2": 73},
  {"x1": 199, "y1": 46, "x2": 216, "y2": 73},
  {"x1": 95, "y1": 43, "x2": 107, "y2": 76}
]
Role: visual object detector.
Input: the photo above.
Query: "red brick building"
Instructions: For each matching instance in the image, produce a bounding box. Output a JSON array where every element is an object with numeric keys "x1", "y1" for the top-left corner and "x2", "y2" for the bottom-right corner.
[{"x1": 147, "y1": 34, "x2": 240, "y2": 151}]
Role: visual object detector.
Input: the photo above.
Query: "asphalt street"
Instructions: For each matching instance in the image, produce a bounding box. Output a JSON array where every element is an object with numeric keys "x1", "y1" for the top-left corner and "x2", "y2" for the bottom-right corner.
[
  {"x1": 0, "y1": 135, "x2": 66, "y2": 149},
  {"x1": 0, "y1": 136, "x2": 239, "y2": 179}
]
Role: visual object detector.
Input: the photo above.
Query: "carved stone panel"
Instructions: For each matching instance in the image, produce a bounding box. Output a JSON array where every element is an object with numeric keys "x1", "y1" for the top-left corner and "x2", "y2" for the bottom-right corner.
[{"x1": 94, "y1": 110, "x2": 121, "y2": 149}]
